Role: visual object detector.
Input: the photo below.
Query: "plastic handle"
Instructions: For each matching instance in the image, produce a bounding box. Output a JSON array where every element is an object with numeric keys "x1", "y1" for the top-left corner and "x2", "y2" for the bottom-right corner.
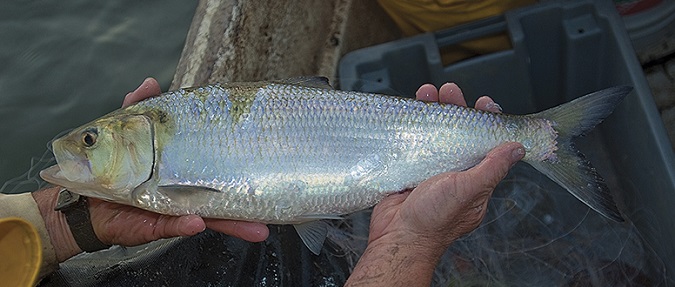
[{"x1": 434, "y1": 15, "x2": 507, "y2": 48}]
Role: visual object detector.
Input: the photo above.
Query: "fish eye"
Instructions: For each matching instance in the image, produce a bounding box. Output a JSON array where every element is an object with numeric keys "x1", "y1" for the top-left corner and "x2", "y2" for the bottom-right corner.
[{"x1": 81, "y1": 128, "x2": 98, "y2": 147}]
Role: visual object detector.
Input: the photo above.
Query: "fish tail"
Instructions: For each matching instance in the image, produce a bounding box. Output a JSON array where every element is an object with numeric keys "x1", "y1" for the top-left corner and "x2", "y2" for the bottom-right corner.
[{"x1": 527, "y1": 86, "x2": 632, "y2": 222}]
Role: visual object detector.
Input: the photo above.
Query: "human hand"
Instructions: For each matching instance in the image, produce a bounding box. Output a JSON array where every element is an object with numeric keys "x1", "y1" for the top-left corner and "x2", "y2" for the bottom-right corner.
[
  {"x1": 90, "y1": 78, "x2": 269, "y2": 247},
  {"x1": 370, "y1": 83, "x2": 522, "y2": 248},
  {"x1": 346, "y1": 83, "x2": 524, "y2": 286}
]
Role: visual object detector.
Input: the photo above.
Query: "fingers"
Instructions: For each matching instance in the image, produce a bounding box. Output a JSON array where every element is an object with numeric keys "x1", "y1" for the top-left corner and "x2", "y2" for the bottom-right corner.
[
  {"x1": 158, "y1": 214, "x2": 207, "y2": 237},
  {"x1": 438, "y1": 83, "x2": 465, "y2": 106},
  {"x1": 415, "y1": 84, "x2": 439, "y2": 102},
  {"x1": 418, "y1": 83, "x2": 501, "y2": 113},
  {"x1": 91, "y1": 198, "x2": 269, "y2": 245},
  {"x1": 92, "y1": 206, "x2": 207, "y2": 246},
  {"x1": 464, "y1": 142, "x2": 525, "y2": 192},
  {"x1": 475, "y1": 96, "x2": 502, "y2": 113},
  {"x1": 415, "y1": 82, "x2": 465, "y2": 106},
  {"x1": 122, "y1": 77, "x2": 162, "y2": 108},
  {"x1": 153, "y1": 216, "x2": 270, "y2": 243},
  {"x1": 204, "y1": 219, "x2": 269, "y2": 242}
]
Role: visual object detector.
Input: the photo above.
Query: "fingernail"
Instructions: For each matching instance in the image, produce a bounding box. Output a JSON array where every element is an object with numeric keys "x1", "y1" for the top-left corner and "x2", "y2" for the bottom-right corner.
[
  {"x1": 142, "y1": 78, "x2": 152, "y2": 90},
  {"x1": 512, "y1": 146, "x2": 525, "y2": 161},
  {"x1": 486, "y1": 102, "x2": 502, "y2": 113}
]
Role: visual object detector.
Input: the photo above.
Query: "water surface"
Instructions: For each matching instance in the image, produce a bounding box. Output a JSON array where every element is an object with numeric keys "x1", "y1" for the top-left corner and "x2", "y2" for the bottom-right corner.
[{"x1": 0, "y1": 0, "x2": 197, "y2": 191}]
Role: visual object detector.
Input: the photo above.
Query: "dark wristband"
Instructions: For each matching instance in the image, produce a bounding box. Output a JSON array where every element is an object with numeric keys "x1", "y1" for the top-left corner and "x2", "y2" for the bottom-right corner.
[{"x1": 54, "y1": 188, "x2": 111, "y2": 252}]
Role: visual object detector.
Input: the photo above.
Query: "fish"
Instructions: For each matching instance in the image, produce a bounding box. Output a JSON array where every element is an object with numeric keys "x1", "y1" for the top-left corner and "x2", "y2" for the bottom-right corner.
[{"x1": 40, "y1": 77, "x2": 630, "y2": 254}]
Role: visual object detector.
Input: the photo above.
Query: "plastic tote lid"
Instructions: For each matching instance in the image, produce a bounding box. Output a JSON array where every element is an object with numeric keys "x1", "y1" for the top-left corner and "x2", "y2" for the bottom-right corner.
[{"x1": 0, "y1": 217, "x2": 42, "y2": 287}]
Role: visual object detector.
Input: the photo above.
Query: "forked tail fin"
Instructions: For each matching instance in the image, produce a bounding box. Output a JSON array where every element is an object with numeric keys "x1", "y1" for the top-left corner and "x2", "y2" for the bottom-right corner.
[{"x1": 527, "y1": 86, "x2": 632, "y2": 222}]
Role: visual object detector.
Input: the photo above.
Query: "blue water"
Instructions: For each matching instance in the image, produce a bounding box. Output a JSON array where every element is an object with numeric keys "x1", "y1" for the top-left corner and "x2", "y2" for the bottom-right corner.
[{"x1": 0, "y1": 0, "x2": 197, "y2": 191}]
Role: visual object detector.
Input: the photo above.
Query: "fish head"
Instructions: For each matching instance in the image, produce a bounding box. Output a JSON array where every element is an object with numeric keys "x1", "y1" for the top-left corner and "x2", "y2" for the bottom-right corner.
[{"x1": 40, "y1": 114, "x2": 154, "y2": 202}]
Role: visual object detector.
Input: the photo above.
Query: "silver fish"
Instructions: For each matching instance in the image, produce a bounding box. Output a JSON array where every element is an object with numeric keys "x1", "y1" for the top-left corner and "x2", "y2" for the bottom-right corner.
[{"x1": 40, "y1": 77, "x2": 630, "y2": 254}]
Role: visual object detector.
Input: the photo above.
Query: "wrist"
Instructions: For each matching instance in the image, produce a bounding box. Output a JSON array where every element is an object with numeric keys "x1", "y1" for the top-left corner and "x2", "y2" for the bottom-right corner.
[
  {"x1": 347, "y1": 232, "x2": 449, "y2": 286},
  {"x1": 368, "y1": 231, "x2": 448, "y2": 265},
  {"x1": 368, "y1": 224, "x2": 455, "y2": 262},
  {"x1": 32, "y1": 187, "x2": 83, "y2": 262}
]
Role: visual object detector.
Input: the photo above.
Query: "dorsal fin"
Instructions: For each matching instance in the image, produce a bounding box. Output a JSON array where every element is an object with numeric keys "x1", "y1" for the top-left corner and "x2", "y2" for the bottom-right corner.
[{"x1": 276, "y1": 76, "x2": 333, "y2": 90}]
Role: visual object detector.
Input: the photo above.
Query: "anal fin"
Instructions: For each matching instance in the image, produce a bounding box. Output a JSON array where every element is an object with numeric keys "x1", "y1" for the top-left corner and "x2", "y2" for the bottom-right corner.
[{"x1": 293, "y1": 221, "x2": 329, "y2": 255}]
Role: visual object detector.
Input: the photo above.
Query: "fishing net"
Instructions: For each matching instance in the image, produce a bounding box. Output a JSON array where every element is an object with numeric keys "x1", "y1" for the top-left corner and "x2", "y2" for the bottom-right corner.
[
  {"x1": 431, "y1": 163, "x2": 669, "y2": 286},
  {"x1": 1, "y1": 131, "x2": 70, "y2": 194}
]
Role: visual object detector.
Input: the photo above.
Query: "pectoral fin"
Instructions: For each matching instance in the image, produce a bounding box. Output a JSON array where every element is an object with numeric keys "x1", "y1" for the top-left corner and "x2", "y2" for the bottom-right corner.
[
  {"x1": 156, "y1": 185, "x2": 222, "y2": 206},
  {"x1": 158, "y1": 185, "x2": 222, "y2": 194},
  {"x1": 293, "y1": 221, "x2": 329, "y2": 255},
  {"x1": 131, "y1": 183, "x2": 221, "y2": 214}
]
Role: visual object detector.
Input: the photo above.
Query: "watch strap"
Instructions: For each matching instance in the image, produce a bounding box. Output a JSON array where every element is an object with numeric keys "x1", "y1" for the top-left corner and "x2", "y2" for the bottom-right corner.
[{"x1": 54, "y1": 188, "x2": 111, "y2": 252}]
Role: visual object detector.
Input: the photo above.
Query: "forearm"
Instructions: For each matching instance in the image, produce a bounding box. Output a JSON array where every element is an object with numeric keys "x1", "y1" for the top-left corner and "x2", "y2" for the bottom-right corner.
[
  {"x1": 346, "y1": 235, "x2": 446, "y2": 287},
  {"x1": 32, "y1": 186, "x2": 83, "y2": 262}
]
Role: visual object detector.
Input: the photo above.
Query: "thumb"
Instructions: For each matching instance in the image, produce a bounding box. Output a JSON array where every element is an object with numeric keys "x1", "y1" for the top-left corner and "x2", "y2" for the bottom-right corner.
[
  {"x1": 466, "y1": 142, "x2": 525, "y2": 190},
  {"x1": 155, "y1": 214, "x2": 207, "y2": 238}
]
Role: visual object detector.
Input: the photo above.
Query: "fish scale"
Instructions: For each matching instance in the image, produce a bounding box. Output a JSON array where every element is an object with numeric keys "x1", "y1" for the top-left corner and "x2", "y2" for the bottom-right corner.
[{"x1": 40, "y1": 77, "x2": 630, "y2": 254}]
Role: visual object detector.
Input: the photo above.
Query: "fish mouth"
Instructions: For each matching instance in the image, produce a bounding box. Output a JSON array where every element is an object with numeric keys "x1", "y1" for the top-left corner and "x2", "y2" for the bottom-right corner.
[
  {"x1": 40, "y1": 164, "x2": 118, "y2": 202},
  {"x1": 39, "y1": 164, "x2": 91, "y2": 190},
  {"x1": 40, "y1": 165, "x2": 69, "y2": 186}
]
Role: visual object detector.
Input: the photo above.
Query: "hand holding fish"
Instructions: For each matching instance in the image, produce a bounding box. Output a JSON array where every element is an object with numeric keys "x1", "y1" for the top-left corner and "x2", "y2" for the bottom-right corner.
[
  {"x1": 89, "y1": 78, "x2": 270, "y2": 247},
  {"x1": 38, "y1": 72, "x2": 627, "y2": 285},
  {"x1": 35, "y1": 78, "x2": 270, "y2": 263},
  {"x1": 345, "y1": 83, "x2": 525, "y2": 287}
]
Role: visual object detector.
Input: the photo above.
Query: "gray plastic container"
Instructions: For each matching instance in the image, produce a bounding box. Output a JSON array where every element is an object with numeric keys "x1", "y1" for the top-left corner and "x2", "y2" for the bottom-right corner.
[{"x1": 340, "y1": 0, "x2": 675, "y2": 278}]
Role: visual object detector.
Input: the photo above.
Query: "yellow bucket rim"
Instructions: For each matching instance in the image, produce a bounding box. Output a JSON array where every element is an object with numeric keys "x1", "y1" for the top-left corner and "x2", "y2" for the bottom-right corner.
[{"x1": 0, "y1": 217, "x2": 42, "y2": 286}]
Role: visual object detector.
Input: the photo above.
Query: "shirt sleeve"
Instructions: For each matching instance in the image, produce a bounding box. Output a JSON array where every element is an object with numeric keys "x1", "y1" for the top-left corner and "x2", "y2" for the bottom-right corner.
[{"x1": 0, "y1": 192, "x2": 59, "y2": 279}]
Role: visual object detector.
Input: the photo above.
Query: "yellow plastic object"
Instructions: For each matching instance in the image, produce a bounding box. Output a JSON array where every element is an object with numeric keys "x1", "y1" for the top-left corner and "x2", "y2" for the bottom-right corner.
[
  {"x1": 0, "y1": 217, "x2": 42, "y2": 287},
  {"x1": 377, "y1": 0, "x2": 536, "y2": 63}
]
